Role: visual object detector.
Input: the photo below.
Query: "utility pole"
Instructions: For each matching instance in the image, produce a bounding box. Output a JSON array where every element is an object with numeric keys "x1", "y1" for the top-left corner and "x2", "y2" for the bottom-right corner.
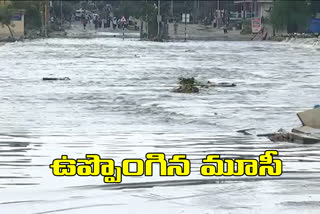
[
  {"x1": 40, "y1": 0, "x2": 48, "y2": 37},
  {"x1": 184, "y1": 1, "x2": 187, "y2": 41},
  {"x1": 44, "y1": 0, "x2": 49, "y2": 37},
  {"x1": 197, "y1": 0, "x2": 200, "y2": 23},
  {"x1": 243, "y1": 0, "x2": 246, "y2": 20},
  {"x1": 122, "y1": 16, "x2": 126, "y2": 40},
  {"x1": 123, "y1": 25, "x2": 125, "y2": 40},
  {"x1": 146, "y1": 0, "x2": 148, "y2": 39},
  {"x1": 40, "y1": 2, "x2": 44, "y2": 37},
  {"x1": 157, "y1": 0, "x2": 160, "y2": 39},
  {"x1": 217, "y1": 0, "x2": 220, "y2": 28},
  {"x1": 184, "y1": 16, "x2": 187, "y2": 41},
  {"x1": 60, "y1": 0, "x2": 62, "y2": 29},
  {"x1": 193, "y1": 0, "x2": 196, "y2": 22},
  {"x1": 170, "y1": 0, "x2": 173, "y2": 17},
  {"x1": 251, "y1": 0, "x2": 254, "y2": 18}
]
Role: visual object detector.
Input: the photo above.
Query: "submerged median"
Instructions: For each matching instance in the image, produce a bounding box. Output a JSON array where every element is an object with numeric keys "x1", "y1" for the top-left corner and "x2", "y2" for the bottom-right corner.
[{"x1": 273, "y1": 33, "x2": 320, "y2": 47}]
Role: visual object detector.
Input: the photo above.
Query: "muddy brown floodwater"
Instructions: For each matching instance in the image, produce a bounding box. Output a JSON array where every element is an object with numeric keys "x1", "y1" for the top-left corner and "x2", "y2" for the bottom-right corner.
[{"x1": 0, "y1": 38, "x2": 320, "y2": 213}]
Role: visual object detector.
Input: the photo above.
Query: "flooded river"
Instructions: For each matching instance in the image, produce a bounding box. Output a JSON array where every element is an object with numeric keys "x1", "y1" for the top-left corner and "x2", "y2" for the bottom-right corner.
[{"x1": 0, "y1": 38, "x2": 320, "y2": 213}]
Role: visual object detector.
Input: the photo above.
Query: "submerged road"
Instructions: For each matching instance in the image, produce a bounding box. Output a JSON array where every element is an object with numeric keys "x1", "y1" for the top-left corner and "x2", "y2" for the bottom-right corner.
[{"x1": 0, "y1": 38, "x2": 320, "y2": 213}]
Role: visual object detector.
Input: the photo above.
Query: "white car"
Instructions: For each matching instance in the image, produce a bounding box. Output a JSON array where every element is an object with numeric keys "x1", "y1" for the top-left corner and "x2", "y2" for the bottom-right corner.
[
  {"x1": 75, "y1": 9, "x2": 85, "y2": 20},
  {"x1": 93, "y1": 13, "x2": 99, "y2": 20}
]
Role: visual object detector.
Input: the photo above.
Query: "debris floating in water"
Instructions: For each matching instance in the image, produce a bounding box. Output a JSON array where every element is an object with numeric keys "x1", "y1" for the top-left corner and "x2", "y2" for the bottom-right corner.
[
  {"x1": 259, "y1": 109, "x2": 320, "y2": 144},
  {"x1": 173, "y1": 77, "x2": 200, "y2": 93},
  {"x1": 172, "y1": 77, "x2": 237, "y2": 93},
  {"x1": 197, "y1": 81, "x2": 237, "y2": 88},
  {"x1": 237, "y1": 128, "x2": 255, "y2": 135},
  {"x1": 42, "y1": 77, "x2": 71, "y2": 81}
]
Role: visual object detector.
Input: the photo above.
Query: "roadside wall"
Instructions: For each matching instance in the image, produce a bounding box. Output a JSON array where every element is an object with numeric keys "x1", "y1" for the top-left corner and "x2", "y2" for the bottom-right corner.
[
  {"x1": 0, "y1": 12, "x2": 24, "y2": 40},
  {"x1": 167, "y1": 23, "x2": 253, "y2": 41}
]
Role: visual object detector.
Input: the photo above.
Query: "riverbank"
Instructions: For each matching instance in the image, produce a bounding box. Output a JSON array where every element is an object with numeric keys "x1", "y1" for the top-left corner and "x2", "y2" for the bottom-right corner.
[
  {"x1": 272, "y1": 33, "x2": 320, "y2": 41},
  {"x1": 278, "y1": 36, "x2": 320, "y2": 47}
]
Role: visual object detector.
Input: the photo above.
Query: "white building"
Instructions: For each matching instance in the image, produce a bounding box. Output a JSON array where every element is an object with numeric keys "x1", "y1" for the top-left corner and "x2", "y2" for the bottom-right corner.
[{"x1": 234, "y1": 0, "x2": 273, "y2": 19}]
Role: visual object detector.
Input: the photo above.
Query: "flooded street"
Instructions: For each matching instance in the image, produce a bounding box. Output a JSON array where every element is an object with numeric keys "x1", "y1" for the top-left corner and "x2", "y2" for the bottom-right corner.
[{"x1": 0, "y1": 38, "x2": 320, "y2": 213}]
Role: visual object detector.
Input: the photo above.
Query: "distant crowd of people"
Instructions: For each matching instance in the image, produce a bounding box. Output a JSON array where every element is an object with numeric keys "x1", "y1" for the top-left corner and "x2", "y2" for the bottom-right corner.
[
  {"x1": 210, "y1": 10, "x2": 230, "y2": 28},
  {"x1": 80, "y1": 14, "x2": 138, "y2": 30}
]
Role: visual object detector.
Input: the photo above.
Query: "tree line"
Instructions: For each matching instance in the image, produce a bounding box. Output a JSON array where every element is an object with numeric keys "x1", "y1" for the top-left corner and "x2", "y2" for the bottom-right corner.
[{"x1": 271, "y1": 0, "x2": 320, "y2": 33}]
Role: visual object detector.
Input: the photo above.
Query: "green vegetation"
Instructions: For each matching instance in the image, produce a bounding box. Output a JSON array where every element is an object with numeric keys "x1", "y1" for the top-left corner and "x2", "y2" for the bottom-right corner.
[
  {"x1": 142, "y1": 1, "x2": 158, "y2": 39},
  {"x1": 311, "y1": 0, "x2": 320, "y2": 16},
  {"x1": 10, "y1": 1, "x2": 42, "y2": 29},
  {"x1": 271, "y1": 0, "x2": 311, "y2": 33},
  {"x1": 113, "y1": 1, "x2": 144, "y2": 18},
  {"x1": 113, "y1": 1, "x2": 161, "y2": 39},
  {"x1": 52, "y1": 1, "x2": 79, "y2": 21},
  {"x1": 173, "y1": 77, "x2": 199, "y2": 93},
  {"x1": 0, "y1": 5, "x2": 14, "y2": 39},
  {"x1": 179, "y1": 77, "x2": 196, "y2": 87},
  {"x1": 240, "y1": 20, "x2": 252, "y2": 35}
]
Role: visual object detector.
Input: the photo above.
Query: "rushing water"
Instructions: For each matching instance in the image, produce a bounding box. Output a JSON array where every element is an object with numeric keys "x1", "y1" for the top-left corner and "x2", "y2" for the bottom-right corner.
[{"x1": 0, "y1": 38, "x2": 320, "y2": 214}]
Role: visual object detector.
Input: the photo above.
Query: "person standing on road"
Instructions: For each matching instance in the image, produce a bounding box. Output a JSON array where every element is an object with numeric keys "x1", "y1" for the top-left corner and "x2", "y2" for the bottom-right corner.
[
  {"x1": 94, "y1": 16, "x2": 99, "y2": 30},
  {"x1": 117, "y1": 18, "x2": 121, "y2": 29},
  {"x1": 99, "y1": 19, "x2": 102, "y2": 28},
  {"x1": 113, "y1": 17, "x2": 117, "y2": 30},
  {"x1": 103, "y1": 18, "x2": 107, "y2": 28},
  {"x1": 107, "y1": 17, "x2": 111, "y2": 28},
  {"x1": 174, "y1": 20, "x2": 178, "y2": 35},
  {"x1": 87, "y1": 14, "x2": 91, "y2": 24},
  {"x1": 213, "y1": 17, "x2": 217, "y2": 28},
  {"x1": 81, "y1": 15, "x2": 88, "y2": 30}
]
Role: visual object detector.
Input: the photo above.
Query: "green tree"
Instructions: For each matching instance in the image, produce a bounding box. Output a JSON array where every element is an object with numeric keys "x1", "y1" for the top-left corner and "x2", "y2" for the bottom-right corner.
[
  {"x1": 311, "y1": 0, "x2": 320, "y2": 16},
  {"x1": 52, "y1": 1, "x2": 80, "y2": 21},
  {"x1": 119, "y1": 1, "x2": 142, "y2": 17},
  {"x1": 141, "y1": 1, "x2": 158, "y2": 39},
  {"x1": 10, "y1": 1, "x2": 42, "y2": 29},
  {"x1": 0, "y1": 5, "x2": 14, "y2": 39},
  {"x1": 271, "y1": 0, "x2": 312, "y2": 33}
]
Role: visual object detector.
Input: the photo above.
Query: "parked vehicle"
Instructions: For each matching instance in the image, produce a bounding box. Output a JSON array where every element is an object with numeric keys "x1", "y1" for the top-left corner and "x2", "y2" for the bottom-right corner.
[{"x1": 75, "y1": 9, "x2": 85, "y2": 21}]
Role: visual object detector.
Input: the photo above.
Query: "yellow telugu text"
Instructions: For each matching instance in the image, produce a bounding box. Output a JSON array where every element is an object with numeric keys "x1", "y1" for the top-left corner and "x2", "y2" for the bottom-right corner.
[{"x1": 49, "y1": 151, "x2": 282, "y2": 183}]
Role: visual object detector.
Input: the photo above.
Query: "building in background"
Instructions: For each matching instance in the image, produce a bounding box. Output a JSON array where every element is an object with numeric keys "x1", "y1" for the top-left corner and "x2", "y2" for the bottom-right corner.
[{"x1": 233, "y1": 0, "x2": 273, "y2": 19}]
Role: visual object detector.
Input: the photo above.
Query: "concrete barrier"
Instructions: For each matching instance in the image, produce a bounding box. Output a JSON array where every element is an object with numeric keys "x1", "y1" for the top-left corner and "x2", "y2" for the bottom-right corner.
[
  {"x1": 297, "y1": 108, "x2": 320, "y2": 129},
  {"x1": 0, "y1": 10, "x2": 24, "y2": 41}
]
